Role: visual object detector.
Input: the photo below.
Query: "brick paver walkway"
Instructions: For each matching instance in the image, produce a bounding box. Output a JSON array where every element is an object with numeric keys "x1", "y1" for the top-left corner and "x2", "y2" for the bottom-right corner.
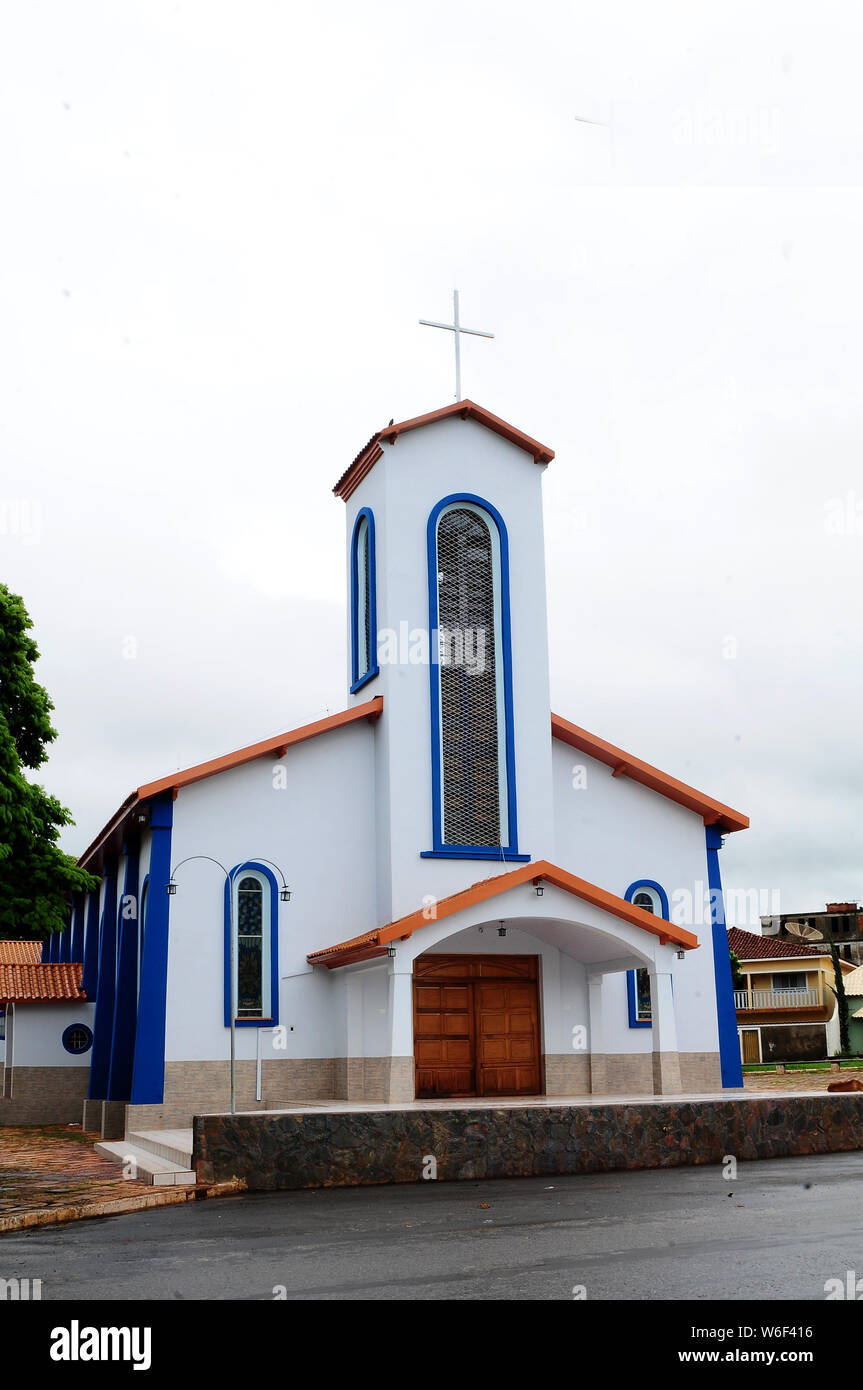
[
  {"x1": 0, "y1": 1125, "x2": 152, "y2": 1215},
  {"x1": 743, "y1": 1067, "x2": 863, "y2": 1092}
]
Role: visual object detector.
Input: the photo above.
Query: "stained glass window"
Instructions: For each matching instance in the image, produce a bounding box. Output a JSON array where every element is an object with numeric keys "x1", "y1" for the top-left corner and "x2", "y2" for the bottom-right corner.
[
  {"x1": 632, "y1": 889, "x2": 656, "y2": 1022},
  {"x1": 237, "y1": 875, "x2": 263, "y2": 1017}
]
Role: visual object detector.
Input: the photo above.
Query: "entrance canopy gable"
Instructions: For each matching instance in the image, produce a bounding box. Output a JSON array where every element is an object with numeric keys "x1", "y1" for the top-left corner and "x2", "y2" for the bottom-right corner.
[{"x1": 307, "y1": 859, "x2": 699, "y2": 968}]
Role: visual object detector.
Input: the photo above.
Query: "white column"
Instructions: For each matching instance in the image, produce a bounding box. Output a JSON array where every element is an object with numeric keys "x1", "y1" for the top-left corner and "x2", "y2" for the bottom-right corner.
[
  {"x1": 588, "y1": 973, "x2": 607, "y2": 1094},
  {"x1": 387, "y1": 966, "x2": 415, "y2": 1102},
  {"x1": 649, "y1": 968, "x2": 682, "y2": 1094}
]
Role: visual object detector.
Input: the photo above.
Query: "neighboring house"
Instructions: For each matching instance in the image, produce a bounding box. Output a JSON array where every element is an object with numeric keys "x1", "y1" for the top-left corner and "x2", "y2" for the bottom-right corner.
[
  {"x1": 27, "y1": 400, "x2": 749, "y2": 1138},
  {"x1": 728, "y1": 926, "x2": 856, "y2": 1062},
  {"x1": 0, "y1": 946, "x2": 94, "y2": 1124},
  {"x1": 760, "y1": 902, "x2": 863, "y2": 965},
  {"x1": 841, "y1": 963, "x2": 863, "y2": 1053}
]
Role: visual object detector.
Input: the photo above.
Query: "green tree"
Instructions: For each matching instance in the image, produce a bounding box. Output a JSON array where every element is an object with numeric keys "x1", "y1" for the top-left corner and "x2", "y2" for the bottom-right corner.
[
  {"x1": 828, "y1": 936, "x2": 851, "y2": 1055},
  {"x1": 0, "y1": 585, "x2": 98, "y2": 937},
  {"x1": 729, "y1": 949, "x2": 745, "y2": 991}
]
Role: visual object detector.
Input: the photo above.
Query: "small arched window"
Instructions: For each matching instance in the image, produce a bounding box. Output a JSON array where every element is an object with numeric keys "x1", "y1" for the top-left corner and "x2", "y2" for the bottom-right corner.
[
  {"x1": 350, "y1": 508, "x2": 378, "y2": 692},
  {"x1": 625, "y1": 881, "x2": 669, "y2": 1028},
  {"x1": 224, "y1": 863, "x2": 278, "y2": 1026},
  {"x1": 237, "y1": 875, "x2": 265, "y2": 1017}
]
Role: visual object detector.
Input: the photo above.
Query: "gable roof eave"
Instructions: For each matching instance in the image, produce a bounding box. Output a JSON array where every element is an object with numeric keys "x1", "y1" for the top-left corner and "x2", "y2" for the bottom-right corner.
[
  {"x1": 333, "y1": 400, "x2": 554, "y2": 501},
  {"x1": 77, "y1": 696, "x2": 384, "y2": 873},
  {"x1": 551, "y1": 712, "x2": 749, "y2": 834},
  {"x1": 307, "y1": 858, "x2": 700, "y2": 968}
]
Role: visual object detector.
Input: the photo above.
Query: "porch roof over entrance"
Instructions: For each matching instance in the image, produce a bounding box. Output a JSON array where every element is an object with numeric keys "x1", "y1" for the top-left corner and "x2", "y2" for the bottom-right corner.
[{"x1": 307, "y1": 859, "x2": 699, "y2": 968}]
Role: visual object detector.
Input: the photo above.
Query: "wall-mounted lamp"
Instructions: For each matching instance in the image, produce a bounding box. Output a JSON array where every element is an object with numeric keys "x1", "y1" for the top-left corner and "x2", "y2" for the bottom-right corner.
[
  {"x1": 498, "y1": 921, "x2": 507, "y2": 937},
  {"x1": 387, "y1": 946, "x2": 396, "y2": 958},
  {"x1": 676, "y1": 950, "x2": 685, "y2": 960},
  {"x1": 280, "y1": 885, "x2": 292, "y2": 903},
  {"x1": 534, "y1": 880, "x2": 544, "y2": 897},
  {"x1": 166, "y1": 880, "x2": 177, "y2": 896}
]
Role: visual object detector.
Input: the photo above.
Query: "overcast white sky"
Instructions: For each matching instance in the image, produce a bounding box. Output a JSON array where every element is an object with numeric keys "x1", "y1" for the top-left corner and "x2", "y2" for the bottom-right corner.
[{"x1": 2, "y1": 0, "x2": 862, "y2": 924}]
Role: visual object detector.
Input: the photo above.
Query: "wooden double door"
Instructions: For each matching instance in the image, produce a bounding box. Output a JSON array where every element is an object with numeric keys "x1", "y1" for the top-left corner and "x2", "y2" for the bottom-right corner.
[{"x1": 413, "y1": 955, "x2": 541, "y2": 1098}]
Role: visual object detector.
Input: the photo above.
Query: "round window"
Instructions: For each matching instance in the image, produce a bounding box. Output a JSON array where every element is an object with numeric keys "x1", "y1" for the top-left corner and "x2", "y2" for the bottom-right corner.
[{"x1": 62, "y1": 1024, "x2": 93, "y2": 1055}]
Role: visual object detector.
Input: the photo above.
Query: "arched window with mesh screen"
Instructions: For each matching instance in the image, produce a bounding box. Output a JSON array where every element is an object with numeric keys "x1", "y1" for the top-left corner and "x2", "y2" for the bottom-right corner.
[
  {"x1": 350, "y1": 507, "x2": 378, "y2": 693},
  {"x1": 424, "y1": 494, "x2": 523, "y2": 859}
]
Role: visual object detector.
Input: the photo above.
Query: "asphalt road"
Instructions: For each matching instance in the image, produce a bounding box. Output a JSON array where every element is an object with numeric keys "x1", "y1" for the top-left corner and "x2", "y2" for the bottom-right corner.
[{"x1": 4, "y1": 1152, "x2": 863, "y2": 1300}]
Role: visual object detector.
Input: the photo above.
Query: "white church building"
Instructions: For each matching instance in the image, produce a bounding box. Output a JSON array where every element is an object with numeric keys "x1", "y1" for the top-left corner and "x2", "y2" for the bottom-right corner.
[{"x1": 11, "y1": 399, "x2": 748, "y2": 1134}]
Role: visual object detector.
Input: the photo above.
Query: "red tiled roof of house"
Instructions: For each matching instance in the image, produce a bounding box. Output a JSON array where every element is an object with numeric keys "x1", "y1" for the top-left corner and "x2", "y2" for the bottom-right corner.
[
  {"x1": 0, "y1": 941, "x2": 43, "y2": 965},
  {"x1": 727, "y1": 927, "x2": 822, "y2": 960},
  {"x1": 0, "y1": 963, "x2": 85, "y2": 1003}
]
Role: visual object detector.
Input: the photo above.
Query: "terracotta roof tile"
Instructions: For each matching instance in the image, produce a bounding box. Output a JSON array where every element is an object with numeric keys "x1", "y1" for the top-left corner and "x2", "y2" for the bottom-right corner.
[
  {"x1": 0, "y1": 941, "x2": 43, "y2": 965},
  {"x1": 727, "y1": 927, "x2": 822, "y2": 960},
  {"x1": 0, "y1": 963, "x2": 86, "y2": 1003}
]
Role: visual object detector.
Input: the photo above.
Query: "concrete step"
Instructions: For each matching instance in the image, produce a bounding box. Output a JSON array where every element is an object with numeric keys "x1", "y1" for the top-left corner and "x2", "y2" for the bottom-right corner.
[
  {"x1": 94, "y1": 1141, "x2": 196, "y2": 1187},
  {"x1": 127, "y1": 1129, "x2": 193, "y2": 1169}
]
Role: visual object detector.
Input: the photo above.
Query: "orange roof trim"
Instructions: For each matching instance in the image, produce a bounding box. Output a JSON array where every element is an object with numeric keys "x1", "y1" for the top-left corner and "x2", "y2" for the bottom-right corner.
[
  {"x1": 551, "y1": 713, "x2": 749, "y2": 834},
  {"x1": 0, "y1": 962, "x2": 86, "y2": 1003},
  {"x1": 307, "y1": 858, "x2": 699, "y2": 968},
  {"x1": 137, "y1": 696, "x2": 383, "y2": 800},
  {"x1": 79, "y1": 697, "x2": 383, "y2": 870},
  {"x1": 333, "y1": 400, "x2": 554, "y2": 501}
]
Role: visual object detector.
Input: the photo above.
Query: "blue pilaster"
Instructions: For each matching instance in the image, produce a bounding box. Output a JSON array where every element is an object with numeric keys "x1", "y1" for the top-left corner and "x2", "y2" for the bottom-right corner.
[
  {"x1": 88, "y1": 857, "x2": 119, "y2": 1101},
  {"x1": 82, "y1": 887, "x2": 101, "y2": 999},
  {"x1": 70, "y1": 893, "x2": 86, "y2": 962},
  {"x1": 706, "y1": 825, "x2": 744, "y2": 1088},
  {"x1": 130, "y1": 797, "x2": 173, "y2": 1105},
  {"x1": 108, "y1": 844, "x2": 140, "y2": 1102}
]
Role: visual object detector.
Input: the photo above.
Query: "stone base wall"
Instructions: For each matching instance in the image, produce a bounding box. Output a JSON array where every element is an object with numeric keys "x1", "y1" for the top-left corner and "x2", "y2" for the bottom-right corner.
[
  {"x1": 0, "y1": 1067, "x2": 90, "y2": 1126},
  {"x1": 195, "y1": 1094, "x2": 863, "y2": 1190}
]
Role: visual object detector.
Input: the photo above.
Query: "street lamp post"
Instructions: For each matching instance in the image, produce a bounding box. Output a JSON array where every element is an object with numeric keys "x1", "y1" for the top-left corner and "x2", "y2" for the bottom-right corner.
[{"x1": 166, "y1": 855, "x2": 291, "y2": 1114}]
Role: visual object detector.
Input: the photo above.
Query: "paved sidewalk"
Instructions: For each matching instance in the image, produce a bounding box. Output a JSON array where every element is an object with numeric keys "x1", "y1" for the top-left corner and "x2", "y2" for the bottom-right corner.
[
  {"x1": 743, "y1": 1066, "x2": 863, "y2": 1092},
  {"x1": 0, "y1": 1124, "x2": 153, "y2": 1216}
]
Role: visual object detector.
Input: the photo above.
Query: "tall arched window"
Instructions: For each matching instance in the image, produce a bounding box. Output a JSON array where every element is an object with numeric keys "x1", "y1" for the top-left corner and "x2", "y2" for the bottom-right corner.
[
  {"x1": 224, "y1": 863, "x2": 279, "y2": 1026},
  {"x1": 423, "y1": 494, "x2": 524, "y2": 860},
  {"x1": 624, "y1": 881, "x2": 670, "y2": 1028},
  {"x1": 350, "y1": 507, "x2": 378, "y2": 692}
]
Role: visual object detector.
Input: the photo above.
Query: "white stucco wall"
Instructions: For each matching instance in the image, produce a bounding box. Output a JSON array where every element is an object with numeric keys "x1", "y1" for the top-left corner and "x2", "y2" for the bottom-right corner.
[
  {"x1": 162, "y1": 716, "x2": 376, "y2": 1063},
  {"x1": 9, "y1": 1002, "x2": 96, "y2": 1067}
]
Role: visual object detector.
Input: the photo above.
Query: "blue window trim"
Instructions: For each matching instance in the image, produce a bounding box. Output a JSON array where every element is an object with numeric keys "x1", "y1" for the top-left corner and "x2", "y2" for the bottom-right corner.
[
  {"x1": 350, "y1": 506, "x2": 379, "y2": 693},
  {"x1": 62, "y1": 1023, "x2": 93, "y2": 1055},
  {"x1": 223, "y1": 862, "x2": 280, "y2": 1028},
  {"x1": 425, "y1": 492, "x2": 522, "y2": 860},
  {"x1": 624, "y1": 880, "x2": 670, "y2": 1029}
]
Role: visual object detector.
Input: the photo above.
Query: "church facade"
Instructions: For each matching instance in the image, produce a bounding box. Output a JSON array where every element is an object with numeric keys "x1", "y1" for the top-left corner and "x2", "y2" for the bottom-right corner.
[{"x1": 14, "y1": 401, "x2": 747, "y2": 1134}]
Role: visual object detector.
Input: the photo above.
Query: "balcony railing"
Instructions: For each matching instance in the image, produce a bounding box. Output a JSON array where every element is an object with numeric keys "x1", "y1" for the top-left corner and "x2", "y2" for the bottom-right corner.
[{"x1": 734, "y1": 987, "x2": 827, "y2": 1011}]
